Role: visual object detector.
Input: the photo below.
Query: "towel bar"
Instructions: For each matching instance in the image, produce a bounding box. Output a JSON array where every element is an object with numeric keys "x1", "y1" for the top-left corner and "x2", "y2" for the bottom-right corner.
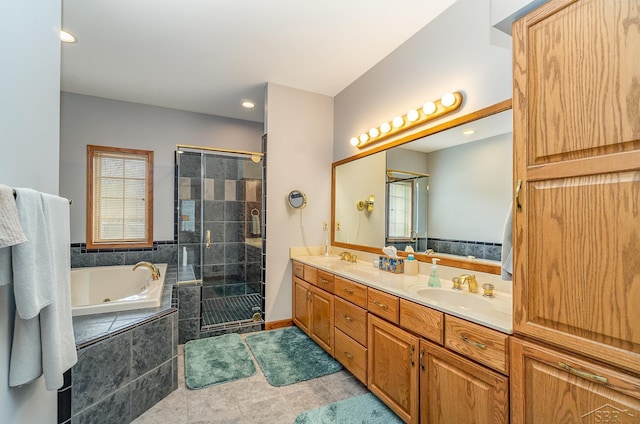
[{"x1": 12, "y1": 189, "x2": 72, "y2": 205}]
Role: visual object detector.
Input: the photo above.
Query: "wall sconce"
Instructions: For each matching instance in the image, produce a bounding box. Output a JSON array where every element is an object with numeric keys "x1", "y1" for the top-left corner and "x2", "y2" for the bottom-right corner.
[
  {"x1": 356, "y1": 195, "x2": 375, "y2": 213},
  {"x1": 350, "y1": 91, "x2": 464, "y2": 149}
]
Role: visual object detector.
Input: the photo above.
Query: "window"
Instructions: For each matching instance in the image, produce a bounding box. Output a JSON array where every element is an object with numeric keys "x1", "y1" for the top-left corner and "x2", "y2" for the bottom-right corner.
[
  {"x1": 387, "y1": 180, "x2": 413, "y2": 240},
  {"x1": 87, "y1": 145, "x2": 153, "y2": 249}
]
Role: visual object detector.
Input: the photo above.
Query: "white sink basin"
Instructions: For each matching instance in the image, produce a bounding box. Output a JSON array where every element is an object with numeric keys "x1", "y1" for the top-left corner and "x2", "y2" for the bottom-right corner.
[{"x1": 410, "y1": 286, "x2": 511, "y2": 316}]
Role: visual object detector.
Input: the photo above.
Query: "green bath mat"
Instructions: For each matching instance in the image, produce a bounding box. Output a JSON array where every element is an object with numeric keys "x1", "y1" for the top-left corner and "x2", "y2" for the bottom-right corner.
[
  {"x1": 184, "y1": 333, "x2": 256, "y2": 389},
  {"x1": 244, "y1": 326, "x2": 342, "y2": 387},
  {"x1": 294, "y1": 393, "x2": 403, "y2": 423}
]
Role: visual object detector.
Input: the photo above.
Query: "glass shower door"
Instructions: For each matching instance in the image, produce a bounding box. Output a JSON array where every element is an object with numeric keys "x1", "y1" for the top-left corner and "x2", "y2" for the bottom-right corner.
[{"x1": 178, "y1": 149, "x2": 263, "y2": 334}]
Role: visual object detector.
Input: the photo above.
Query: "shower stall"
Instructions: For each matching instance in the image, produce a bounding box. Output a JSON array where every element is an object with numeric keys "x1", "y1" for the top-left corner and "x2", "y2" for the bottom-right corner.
[{"x1": 176, "y1": 145, "x2": 264, "y2": 337}]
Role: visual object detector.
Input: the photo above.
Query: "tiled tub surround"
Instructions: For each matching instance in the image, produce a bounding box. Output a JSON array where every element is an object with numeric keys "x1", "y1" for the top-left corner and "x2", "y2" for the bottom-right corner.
[
  {"x1": 60, "y1": 266, "x2": 179, "y2": 424},
  {"x1": 70, "y1": 241, "x2": 178, "y2": 269},
  {"x1": 384, "y1": 238, "x2": 502, "y2": 261}
]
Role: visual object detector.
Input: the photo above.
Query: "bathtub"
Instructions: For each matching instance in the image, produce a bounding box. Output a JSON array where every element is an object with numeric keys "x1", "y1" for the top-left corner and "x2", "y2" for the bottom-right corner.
[{"x1": 71, "y1": 263, "x2": 168, "y2": 316}]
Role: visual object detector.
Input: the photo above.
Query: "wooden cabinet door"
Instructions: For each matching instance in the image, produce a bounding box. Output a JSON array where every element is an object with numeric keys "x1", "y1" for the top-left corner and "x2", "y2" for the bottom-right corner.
[
  {"x1": 309, "y1": 285, "x2": 334, "y2": 356},
  {"x1": 293, "y1": 276, "x2": 310, "y2": 334},
  {"x1": 368, "y1": 314, "x2": 419, "y2": 424},
  {"x1": 420, "y1": 340, "x2": 508, "y2": 424},
  {"x1": 513, "y1": 0, "x2": 640, "y2": 373},
  {"x1": 511, "y1": 337, "x2": 640, "y2": 424}
]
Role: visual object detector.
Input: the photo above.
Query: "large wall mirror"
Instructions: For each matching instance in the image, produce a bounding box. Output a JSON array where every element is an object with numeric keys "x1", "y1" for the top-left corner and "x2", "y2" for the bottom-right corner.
[{"x1": 332, "y1": 100, "x2": 512, "y2": 274}]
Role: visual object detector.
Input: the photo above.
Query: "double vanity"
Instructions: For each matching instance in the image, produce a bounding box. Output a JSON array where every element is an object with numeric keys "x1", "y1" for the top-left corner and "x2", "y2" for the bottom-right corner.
[{"x1": 291, "y1": 250, "x2": 511, "y2": 423}]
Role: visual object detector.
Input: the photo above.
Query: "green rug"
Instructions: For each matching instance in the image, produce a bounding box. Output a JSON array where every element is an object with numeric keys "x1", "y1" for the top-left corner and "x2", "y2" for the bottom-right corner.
[
  {"x1": 184, "y1": 333, "x2": 256, "y2": 389},
  {"x1": 294, "y1": 393, "x2": 403, "y2": 423},
  {"x1": 244, "y1": 326, "x2": 343, "y2": 387}
]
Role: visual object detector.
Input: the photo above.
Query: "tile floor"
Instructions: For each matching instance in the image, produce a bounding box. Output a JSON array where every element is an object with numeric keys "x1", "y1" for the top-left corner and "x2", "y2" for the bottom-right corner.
[{"x1": 132, "y1": 332, "x2": 370, "y2": 424}]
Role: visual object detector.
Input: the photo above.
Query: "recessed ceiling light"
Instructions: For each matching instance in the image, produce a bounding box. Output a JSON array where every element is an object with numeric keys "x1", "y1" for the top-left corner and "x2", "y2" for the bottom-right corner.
[
  {"x1": 463, "y1": 129, "x2": 475, "y2": 135},
  {"x1": 60, "y1": 30, "x2": 76, "y2": 43},
  {"x1": 242, "y1": 101, "x2": 256, "y2": 109}
]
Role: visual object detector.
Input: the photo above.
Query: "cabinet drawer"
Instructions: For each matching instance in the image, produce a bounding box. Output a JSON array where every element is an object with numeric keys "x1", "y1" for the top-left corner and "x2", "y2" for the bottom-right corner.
[
  {"x1": 334, "y1": 328, "x2": 367, "y2": 385},
  {"x1": 400, "y1": 299, "x2": 443, "y2": 345},
  {"x1": 335, "y1": 276, "x2": 367, "y2": 308},
  {"x1": 445, "y1": 315, "x2": 509, "y2": 374},
  {"x1": 335, "y1": 297, "x2": 368, "y2": 347},
  {"x1": 316, "y1": 270, "x2": 335, "y2": 293},
  {"x1": 292, "y1": 261, "x2": 304, "y2": 279},
  {"x1": 303, "y1": 265, "x2": 317, "y2": 285},
  {"x1": 367, "y1": 287, "x2": 399, "y2": 325}
]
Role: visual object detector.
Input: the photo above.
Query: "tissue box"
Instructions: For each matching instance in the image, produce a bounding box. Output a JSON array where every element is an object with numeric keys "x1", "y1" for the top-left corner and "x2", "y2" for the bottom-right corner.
[{"x1": 379, "y1": 256, "x2": 404, "y2": 274}]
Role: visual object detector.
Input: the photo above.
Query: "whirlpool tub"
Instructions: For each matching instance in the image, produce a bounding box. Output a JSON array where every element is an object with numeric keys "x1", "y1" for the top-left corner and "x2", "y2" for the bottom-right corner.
[{"x1": 71, "y1": 263, "x2": 168, "y2": 316}]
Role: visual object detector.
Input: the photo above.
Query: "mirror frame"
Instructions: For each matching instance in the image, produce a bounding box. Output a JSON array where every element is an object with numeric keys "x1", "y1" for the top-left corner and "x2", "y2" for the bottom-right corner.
[
  {"x1": 331, "y1": 99, "x2": 512, "y2": 275},
  {"x1": 288, "y1": 190, "x2": 307, "y2": 209}
]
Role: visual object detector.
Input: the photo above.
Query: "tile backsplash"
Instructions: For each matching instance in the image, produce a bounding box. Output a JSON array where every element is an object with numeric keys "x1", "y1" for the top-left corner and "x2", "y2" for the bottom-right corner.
[{"x1": 70, "y1": 241, "x2": 178, "y2": 268}]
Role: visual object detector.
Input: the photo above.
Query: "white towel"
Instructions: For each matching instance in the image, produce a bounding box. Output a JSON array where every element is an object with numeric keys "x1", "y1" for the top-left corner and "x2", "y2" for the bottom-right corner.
[
  {"x1": 251, "y1": 212, "x2": 260, "y2": 236},
  {"x1": 0, "y1": 184, "x2": 27, "y2": 250},
  {"x1": 9, "y1": 191, "x2": 77, "y2": 389},
  {"x1": 11, "y1": 188, "x2": 54, "y2": 319},
  {"x1": 39, "y1": 192, "x2": 77, "y2": 389},
  {"x1": 501, "y1": 203, "x2": 513, "y2": 281},
  {"x1": 0, "y1": 247, "x2": 11, "y2": 286}
]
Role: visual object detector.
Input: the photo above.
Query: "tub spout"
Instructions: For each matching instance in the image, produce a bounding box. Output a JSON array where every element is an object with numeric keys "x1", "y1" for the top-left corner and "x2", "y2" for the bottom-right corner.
[{"x1": 133, "y1": 261, "x2": 161, "y2": 281}]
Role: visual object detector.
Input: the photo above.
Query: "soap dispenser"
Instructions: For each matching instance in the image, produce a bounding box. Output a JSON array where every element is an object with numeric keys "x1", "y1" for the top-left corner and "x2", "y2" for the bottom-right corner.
[{"x1": 428, "y1": 258, "x2": 441, "y2": 287}]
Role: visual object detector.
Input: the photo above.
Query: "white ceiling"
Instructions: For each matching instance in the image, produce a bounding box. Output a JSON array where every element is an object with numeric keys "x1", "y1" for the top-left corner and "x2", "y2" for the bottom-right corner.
[
  {"x1": 61, "y1": 0, "x2": 458, "y2": 123},
  {"x1": 402, "y1": 108, "x2": 513, "y2": 153}
]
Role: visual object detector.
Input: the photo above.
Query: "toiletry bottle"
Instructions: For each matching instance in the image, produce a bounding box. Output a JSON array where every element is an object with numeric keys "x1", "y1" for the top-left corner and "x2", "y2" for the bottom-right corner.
[
  {"x1": 428, "y1": 258, "x2": 441, "y2": 287},
  {"x1": 405, "y1": 254, "x2": 418, "y2": 276}
]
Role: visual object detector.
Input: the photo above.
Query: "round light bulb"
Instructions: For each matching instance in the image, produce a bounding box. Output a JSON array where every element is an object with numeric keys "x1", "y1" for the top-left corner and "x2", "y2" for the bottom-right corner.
[
  {"x1": 392, "y1": 116, "x2": 404, "y2": 128},
  {"x1": 359, "y1": 133, "x2": 369, "y2": 143},
  {"x1": 350, "y1": 137, "x2": 360, "y2": 146},
  {"x1": 407, "y1": 109, "x2": 419, "y2": 122},
  {"x1": 369, "y1": 127, "x2": 380, "y2": 138},
  {"x1": 60, "y1": 30, "x2": 76, "y2": 43},
  {"x1": 380, "y1": 122, "x2": 391, "y2": 134},
  {"x1": 422, "y1": 101, "x2": 436, "y2": 115},
  {"x1": 441, "y1": 93, "x2": 456, "y2": 107}
]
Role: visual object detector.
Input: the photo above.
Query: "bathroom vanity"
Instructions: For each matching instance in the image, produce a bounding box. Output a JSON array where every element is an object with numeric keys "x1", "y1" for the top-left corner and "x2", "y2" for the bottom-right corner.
[{"x1": 291, "y1": 253, "x2": 510, "y2": 424}]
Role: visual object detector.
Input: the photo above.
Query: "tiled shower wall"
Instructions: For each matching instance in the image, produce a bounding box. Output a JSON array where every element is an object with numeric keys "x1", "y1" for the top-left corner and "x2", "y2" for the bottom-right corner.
[{"x1": 177, "y1": 152, "x2": 262, "y2": 304}]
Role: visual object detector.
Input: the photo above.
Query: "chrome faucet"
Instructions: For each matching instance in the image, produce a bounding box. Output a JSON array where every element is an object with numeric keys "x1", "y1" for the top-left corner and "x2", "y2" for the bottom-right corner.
[
  {"x1": 452, "y1": 274, "x2": 478, "y2": 293},
  {"x1": 133, "y1": 261, "x2": 161, "y2": 281},
  {"x1": 339, "y1": 251, "x2": 357, "y2": 263}
]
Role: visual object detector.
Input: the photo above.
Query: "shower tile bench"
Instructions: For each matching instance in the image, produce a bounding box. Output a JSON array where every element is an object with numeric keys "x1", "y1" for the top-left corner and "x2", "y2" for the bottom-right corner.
[{"x1": 59, "y1": 266, "x2": 179, "y2": 424}]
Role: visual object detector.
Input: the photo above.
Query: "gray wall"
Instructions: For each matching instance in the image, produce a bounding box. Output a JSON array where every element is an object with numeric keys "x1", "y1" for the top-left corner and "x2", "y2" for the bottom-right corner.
[
  {"x1": 265, "y1": 83, "x2": 334, "y2": 323},
  {"x1": 333, "y1": 0, "x2": 513, "y2": 161},
  {"x1": 427, "y1": 132, "x2": 512, "y2": 242},
  {"x1": 0, "y1": 0, "x2": 61, "y2": 421},
  {"x1": 60, "y1": 92, "x2": 264, "y2": 243}
]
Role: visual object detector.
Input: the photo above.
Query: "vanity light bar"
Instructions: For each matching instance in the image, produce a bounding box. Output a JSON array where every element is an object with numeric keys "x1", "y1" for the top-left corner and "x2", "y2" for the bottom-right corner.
[{"x1": 350, "y1": 92, "x2": 464, "y2": 149}]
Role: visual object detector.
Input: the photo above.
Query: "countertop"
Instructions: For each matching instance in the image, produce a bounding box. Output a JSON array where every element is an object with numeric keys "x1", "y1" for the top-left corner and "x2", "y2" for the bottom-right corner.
[{"x1": 291, "y1": 250, "x2": 512, "y2": 334}]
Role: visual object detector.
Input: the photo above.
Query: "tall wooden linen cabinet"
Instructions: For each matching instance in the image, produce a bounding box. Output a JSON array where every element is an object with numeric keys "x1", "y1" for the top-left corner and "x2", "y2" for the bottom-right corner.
[{"x1": 511, "y1": 0, "x2": 640, "y2": 422}]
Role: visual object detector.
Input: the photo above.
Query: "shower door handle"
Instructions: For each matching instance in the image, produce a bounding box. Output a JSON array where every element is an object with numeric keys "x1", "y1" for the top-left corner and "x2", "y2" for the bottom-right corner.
[{"x1": 206, "y1": 230, "x2": 211, "y2": 249}]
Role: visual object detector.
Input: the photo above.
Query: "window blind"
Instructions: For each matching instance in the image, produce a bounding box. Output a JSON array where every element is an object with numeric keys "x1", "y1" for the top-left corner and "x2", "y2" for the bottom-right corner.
[
  {"x1": 388, "y1": 180, "x2": 413, "y2": 239},
  {"x1": 93, "y1": 151, "x2": 148, "y2": 243}
]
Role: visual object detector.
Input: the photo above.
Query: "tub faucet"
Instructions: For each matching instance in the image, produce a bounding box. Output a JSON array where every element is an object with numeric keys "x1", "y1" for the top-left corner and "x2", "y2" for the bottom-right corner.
[{"x1": 133, "y1": 261, "x2": 161, "y2": 281}]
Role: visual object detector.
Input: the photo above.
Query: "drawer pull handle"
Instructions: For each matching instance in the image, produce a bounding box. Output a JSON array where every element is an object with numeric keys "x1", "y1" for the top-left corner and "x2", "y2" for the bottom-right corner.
[
  {"x1": 343, "y1": 288, "x2": 354, "y2": 294},
  {"x1": 515, "y1": 179, "x2": 522, "y2": 211},
  {"x1": 344, "y1": 352, "x2": 353, "y2": 360},
  {"x1": 373, "y1": 300, "x2": 388, "y2": 309},
  {"x1": 320, "y1": 278, "x2": 330, "y2": 284},
  {"x1": 461, "y1": 336, "x2": 486, "y2": 349},
  {"x1": 410, "y1": 345, "x2": 415, "y2": 367},
  {"x1": 295, "y1": 267, "x2": 302, "y2": 273},
  {"x1": 419, "y1": 347, "x2": 425, "y2": 371},
  {"x1": 558, "y1": 362, "x2": 608, "y2": 384},
  {"x1": 343, "y1": 314, "x2": 353, "y2": 322}
]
